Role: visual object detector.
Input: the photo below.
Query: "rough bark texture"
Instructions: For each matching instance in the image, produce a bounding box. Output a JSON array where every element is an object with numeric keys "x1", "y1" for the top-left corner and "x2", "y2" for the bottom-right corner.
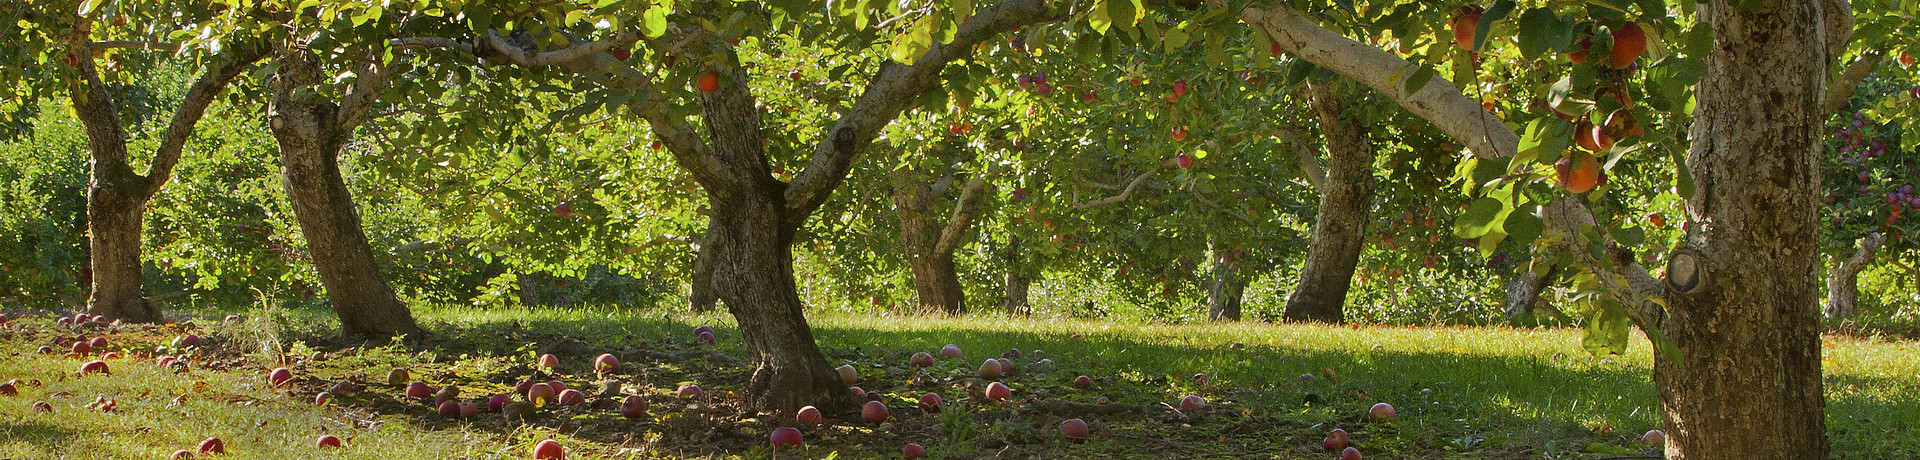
[
  {"x1": 67, "y1": 39, "x2": 263, "y2": 323},
  {"x1": 1503, "y1": 266, "x2": 1558, "y2": 319},
  {"x1": 268, "y1": 51, "x2": 422, "y2": 338},
  {"x1": 891, "y1": 168, "x2": 987, "y2": 315},
  {"x1": 1824, "y1": 233, "x2": 1884, "y2": 319},
  {"x1": 1205, "y1": 239, "x2": 1247, "y2": 322},
  {"x1": 689, "y1": 219, "x2": 720, "y2": 313},
  {"x1": 1002, "y1": 234, "x2": 1034, "y2": 316},
  {"x1": 1283, "y1": 82, "x2": 1373, "y2": 324},
  {"x1": 1656, "y1": 0, "x2": 1833, "y2": 456}
]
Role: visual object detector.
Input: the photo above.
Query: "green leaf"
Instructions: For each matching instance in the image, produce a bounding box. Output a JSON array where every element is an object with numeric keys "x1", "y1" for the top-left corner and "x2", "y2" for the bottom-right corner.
[
  {"x1": 1581, "y1": 298, "x2": 1631, "y2": 356},
  {"x1": 1505, "y1": 204, "x2": 1543, "y2": 248},
  {"x1": 1519, "y1": 117, "x2": 1571, "y2": 166},
  {"x1": 888, "y1": 16, "x2": 935, "y2": 64},
  {"x1": 1514, "y1": 9, "x2": 1554, "y2": 58},
  {"x1": 1402, "y1": 65, "x2": 1435, "y2": 95},
  {"x1": 1454, "y1": 197, "x2": 1508, "y2": 239},
  {"x1": 1669, "y1": 148, "x2": 1694, "y2": 198},
  {"x1": 1472, "y1": 0, "x2": 1514, "y2": 52},
  {"x1": 1644, "y1": 325, "x2": 1684, "y2": 364},
  {"x1": 77, "y1": 0, "x2": 99, "y2": 15},
  {"x1": 951, "y1": 0, "x2": 972, "y2": 22},
  {"x1": 643, "y1": 7, "x2": 668, "y2": 38},
  {"x1": 1162, "y1": 24, "x2": 1189, "y2": 54},
  {"x1": 1089, "y1": 1, "x2": 1112, "y2": 35}
]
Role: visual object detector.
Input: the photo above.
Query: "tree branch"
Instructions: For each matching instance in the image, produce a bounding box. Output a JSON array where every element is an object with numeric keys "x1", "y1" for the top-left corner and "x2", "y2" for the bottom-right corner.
[
  {"x1": 1277, "y1": 129, "x2": 1325, "y2": 189},
  {"x1": 140, "y1": 41, "x2": 271, "y2": 198},
  {"x1": 1819, "y1": 52, "x2": 1880, "y2": 116},
  {"x1": 334, "y1": 57, "x2": 396, "y2": 132},
  {"x1": 87, "y1": 41, "x2": 181, "y2": 52},
  {"x1": 1238, "y1": 3, "x2": 1518, "y2": 159},
  {"x1": 782, "y1": 0, "x2": 1060, "y2": 228},
  {"x1": 1075, "y1": 164, "x2": 1164, "y2": 210},
  {"x1": 933, "y1": 173, "x2": 989, "y2": 255},
  {"x1": 1540, "y1": 198, "x2": 1666, "y2": 330}
]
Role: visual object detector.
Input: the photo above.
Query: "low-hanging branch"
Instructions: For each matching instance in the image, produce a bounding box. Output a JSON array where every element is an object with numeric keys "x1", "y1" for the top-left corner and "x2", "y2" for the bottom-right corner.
[{"x1": 1075, "y1": 163, "x2": 1166, "y2": 210}]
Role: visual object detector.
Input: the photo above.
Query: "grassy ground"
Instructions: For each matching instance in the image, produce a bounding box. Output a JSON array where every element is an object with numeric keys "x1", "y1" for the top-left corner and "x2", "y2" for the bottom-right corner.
[{"x1": 0, "y1": 303, "x2": 1915, "y2": 459}]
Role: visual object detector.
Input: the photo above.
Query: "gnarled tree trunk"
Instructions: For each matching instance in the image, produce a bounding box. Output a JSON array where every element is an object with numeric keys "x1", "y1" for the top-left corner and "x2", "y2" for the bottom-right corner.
[
  {"x1": 891, "y1": 167, "x2": 987, "y2": 315},
  {"x1": 1653, "y1": 0, "x2": 1835, "y2": 456},
  {"x1": 1824, "y1": 233, "x2": 1884, "y2": 319},
  {"x1": 1283, "y1": 81, "x2": 1374, "y2": 324},
  {"x1": 689, "y1": 218, "x2": 720, "y2": 313},
  {"x1": 1205, "y1": 238, "x2": 1247, "y2": 321},
  {"x1": 1503, "y1": 266, "x2": 1559, "y2": 319},
  {"x1": 66, "y1": 39, "x2": 264, "y2": 323},
  {"x1": 268, "y1": 50, "x2": 421, "y2": 337}
]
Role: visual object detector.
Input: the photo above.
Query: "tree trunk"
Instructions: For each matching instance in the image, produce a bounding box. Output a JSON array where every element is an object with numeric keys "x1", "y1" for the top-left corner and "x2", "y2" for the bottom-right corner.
[
  {"x1": 1655, "y1": 0, "x2": 1834, "y2": 456},
  {"x1": 1283, "y1": 81, "x2": 1374, "y2": 324},
  {"x1": 891, "y1": 168, "x2": 987, "y2": 315},
  {"x1": 1206, "y1": 239, "x2": 1246, "y2": 321},
  {"x1": 689, "y1": 219, "x2": 720, "y2": 313},
  {"x1": 66, "y1": 41, "x2": 264, "y2": 323},
  {"x1": 1503, "y1": 266, "x2": 1559, "y2": 319},
  {"x1": 1001, "y1": 234, "x2": 1034, "y2": 316},
  {"x1": 268, "y1": 51, "x2": 421, "y2": 338},
  {"x1": 1823, "y1": 233, "x2": 1884, "y2": 319}
]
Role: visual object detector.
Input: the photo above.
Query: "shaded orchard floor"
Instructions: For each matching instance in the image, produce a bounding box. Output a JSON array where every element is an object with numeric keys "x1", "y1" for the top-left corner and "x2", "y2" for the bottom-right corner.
[{"x1": 0, "y1": 303, "x2": 1913, "y2": 459}]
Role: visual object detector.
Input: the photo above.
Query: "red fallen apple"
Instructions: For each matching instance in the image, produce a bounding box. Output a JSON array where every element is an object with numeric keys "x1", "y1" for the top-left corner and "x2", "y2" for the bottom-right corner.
[
  {"x1": 407, "y1": 382, "x2": 434, "y2": 399},
  {"x1": 1179, "y1": 395, "x2": 1208, "y2": 411},
  {"x1": 917, "y1": 393, "x2": 943, "y2": 412},
  {"x1": 489, "y1": 393, "x2": 511, "y2": 412},
  {"x1": 697, "y1": 72, "x2": 721, "y2": 92},
  {"x1": 1610, "y1": 23, "x2": 1647, "y2": 69},
  {"x1": 594, "y1": 354, "x2": 619, "y2": 374},
  {"x1": 79, "y1": 360, "x2": 109, "y2": 375},
  {"x1": 537, "y1": 354, "x2": 559, "y2": 371},
  {"x1": 1060, "y1": 418, "x2": 1091, "y2": 440},
  {"x1": 939, "y1": 344, "x2": 962, "y2": 359},
  {"x1": 836, "y1": 364, "x2": 858, "y2": 384},
  {"x1": 1642, "y1": 429, "x2": 1666, "y2": 445},
  {"x1": 864, "y1": 390, "x2": 883, "y2": 401},
  {"x1": 1171, "y1": 80, "x2": 1188, "y2": 97},
  {"x1": 314, "y1": 392, "x2": 332, "y2": 406},
  {"x1": 460, "y1": 402, "x2": 479, "y2": 418},
  {"x1": 1171, "y1": 126, "x2": 1188, "y2": 141},
  {"x1": 787, "y1": 404, "x2": 821, "y2": 425},
  {"x1": 985, "y1": 381, "x2": 1013, "y2": 402},
  {"x1": 547, "y1": 381, "x2": 566, "y2": 392},
  {"x1": 71, "y1": 341, "x2": 91, "y2": 356},
  {"x1": 197, "y1": 437, "x2": 226, "y2": 455},
  {"x1": 620, "y1": 395, "x2": 648, "y2": 418},
  {"x1": 1177, "y1": 154, "x2": 1192, "y2": 168},
  {"x1": 330, "y1": 381, "x2": 356, "y2": 395},
  {"x1": 1192, "y1": 373, "x2": 1209, "y2": 384},
  {"x1": 693, "y1": 325, "x2": 714, "y2": 336},
  {"x1": 697, "y1": 331, "x2": 715, "y2": 343},
  {"x1": 1001, "y1": 348, "x2": 1023, "y2": 360},
  {"x1": 902, "y1": 442, "x2": 927, "y2": 458},
  {"x1": 74, "y1": 313, "x2": 91, "y2": 323},
  {"x1": 848, "y1": 386, "x2": 865, "y2": 397},
  {"x1": 1324, "y1": 428, "x2": 1350, "y2": 451},
  {"x1": 1341, "y1": 446, "x2": 1363, "y2": 460},
  {"x1": 170, "y1": 449, "x2": 193, "y2": 460},
  {"x1": 31, "y1": 400, "x2": 52, "y2": 412},
  {"x1": 387, "y1": 369, "x2": 410, "y2": 386},
  {"x1": 996, "y1": 358, "x2": 1014, "y2": 374},
  {"x1": 910, "y1": 352, "x2": 935, "y2": 368},
  {"x1": 861, "y1": 400, "x2": 890, "y2": 423},
  {"x1": 0, "y1": 381, "x2": 16, "y2": 396},
  {"x1": 676, "y1": 384, "x2": 704, "y2": 399},
  {"x1": 89, "y1": 337, "x2": 108, "y2": 349},
  {"x1": 434, "y1": 387, "x2": 462, "y2": 405},
  {"x1": 610, "y1": 49, "x2": 630, "y2": 61},
  {"x1": 177, "y1": 334, "x2": 201, "y2": 348},
  {"x1": 317, "y1": 435, "x2": 343, "y2": 448},
  {"x1": 977, "y1": 360, "x2": 1003, "y2": 379},
  {"x1": 268, "y1": 368, "x2": 293, "y2": 388},
  {"x1": 1073, "y1": 375, "x2": 1092, "y2": 389},
  {"x1": 532, "y1": 439, "x2": 565, "y2": 459},
  {"x1": 527, "y1": 383, "x2": 556, "y2": 404},
  {"x1": 438, "y1": 400, "x2": 462, "y2": 419},
  {"x1": 557, "y1": 389, "x2": 586, "y2": 406},
  {"x1": 1369, "y1": 402, "x2": 1397, "y2": 421},
  {"x1": 769, "y1": 427, "x2": 804, "y2": 450}
]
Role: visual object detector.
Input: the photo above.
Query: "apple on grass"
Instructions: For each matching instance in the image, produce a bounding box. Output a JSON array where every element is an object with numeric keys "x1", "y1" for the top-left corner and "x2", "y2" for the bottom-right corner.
[
  {"x1": 314, "y1": 392, "x2": 332, "y2": 406},
  {"x1": 593, "y1": 354, "x2": 619, "y2": 375},
  {"x1": 557, "y1": 389, "x2": 586, "y2": 406},
  {"x1": 985, "y1": 382, "x2": 1013, "y2": 402},
  {"x1": 386, "y1": 368, "x2": 409, "y2": 386},
  {"x1": 977, "y1": 360, "x2": 1003, "y2": 379},
  {"x1": 770, "y1": 427, "x2": 804, "y2": 450},
  {"x1": 197, "y1": 437, "x2": 225, "y2": 455},
  {"x1": 1060, "y1": 418, "x2": 1091, "y2": 441},
  {"x1": 1324, "y1": 428, "x2": 1350, "y2": 451},
  {"x1": 1369, "y1": 402, "x2": 1397, "y2": 422},
  {"x1": 527, "y1": 383, "x2": 556, "y2": 405},
  {"x1": 532, "y1": 439, "x2": 565, "y2": 460},
  {"x1": 917, "y1": 393, "x2": 943, "y2": 413},
  {"x1": 79, "y1": 360, "x2": 109, "y2": 375},
  {"x1": 796, "y1": 405, "x2": 823, "y2": 425},
  {"x1": 902, "y1": 442, "x2": 927, "y2": 458},
  {"x1": 460, "y1": 402, "x2": 479, "y2": 418},
  {"x1": 1073, "y1": 375, "x2": 1092, "y2": 389},
  {"x1": 676, "y1": 384, "x2": 703, "y2": 399},
  {"x1": 407, "y1": 382, "x2": 434, "y2": 399},
  {"x1": 1342, "y1": 446, "x2": 1363, "y2": 460},
  {"x1": 910, "y1": 352, "x2": 935, "y2": 368},
  {"x1": 620, "y1": 395, "x2": 648, "y2": 418},
  {"x1": 1642, "y1": 429, "x2": 1666, "y2": 446},
  {"x1": 268, "y1": 368, "x2": 293, "y2": 388},
  {"x1": 1179, "y1": 395, "x2": 1207, "y2": 411},
  {"x1": 537, "y1": 354, "x2": 560, "y2": 372},
  {"x1": 317, "y1": 435, "x2": 343, "y2": 448},
  {"x1": 438, "y1": 400, "x2": 462, "y2": 419},
  {"x1": 170, "y1": 449, "x2": 193, "y2": 460},
  {"x1": 836, "y1": 364, "x2": 858, "y2": 384},
  {"x1": 862, "y1": 400, "x2": 890, "y2": 423},
  {"x1": 939, "y1": 344, "x2": 962, "y2": 359},
  {"x1": 0, "y1": 381, "x2": 16, "y2": 396}
]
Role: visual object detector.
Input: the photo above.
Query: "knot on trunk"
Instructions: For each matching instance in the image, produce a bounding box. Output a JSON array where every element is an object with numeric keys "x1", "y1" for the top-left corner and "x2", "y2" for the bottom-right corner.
[{"x1": 1665, "y1": 247, "x2": 1706, "y2": 295}]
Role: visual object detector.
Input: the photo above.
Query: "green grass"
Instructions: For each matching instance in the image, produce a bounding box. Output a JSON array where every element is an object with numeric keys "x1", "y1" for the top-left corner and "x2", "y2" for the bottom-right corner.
[{"x1": 0, "y1": 303, "x2": 1915, "y2": 459}]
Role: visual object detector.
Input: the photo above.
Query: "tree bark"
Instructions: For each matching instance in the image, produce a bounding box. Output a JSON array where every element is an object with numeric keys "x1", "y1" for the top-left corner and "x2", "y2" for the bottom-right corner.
[
  {"x1": 1503, "y1": 266, "x2": 1559, "y2": 319},
  {"x1": 267, "y1": 50, "x2": 421, "y2": 338},
  {"x1": 1205, "y1": 239, "x2": 1247, "y2": 321},
  {"x1": 1283, "y1": 82, "x2": 1374, "y2": 324},
  {"x1": 1002, "y1": 235, "x2": 1034, "y2": 316},
  {"x1": 1653, "y1": 0, "x2": 1834, "y2": 456},
  {"x1": 891, "y1": 168, "x2": 987, "y2": 315},
  {"x1": 66, "y1": 38, "x2": 264, "y2": 323},
  {"x1": 1824, "y1": 233, "x2": 1884, "y2": 319},
  {"x1": 689, "y1": 218, "x2": 720, "y2": 313}
]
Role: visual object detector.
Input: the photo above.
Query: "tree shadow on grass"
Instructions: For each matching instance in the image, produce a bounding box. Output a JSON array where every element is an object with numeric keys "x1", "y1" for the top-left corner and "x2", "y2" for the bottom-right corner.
[{"x1": 0, "y1": 420, "x2": 81, "y2": 456}]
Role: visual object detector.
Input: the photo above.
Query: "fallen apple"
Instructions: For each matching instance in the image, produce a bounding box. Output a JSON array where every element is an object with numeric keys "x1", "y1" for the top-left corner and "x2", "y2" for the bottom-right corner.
[
  {"x1": 489, "y1": 393, "x2": 511, "y2": 412},
  {"x1": 527, "y1": 383, "x2": 556, "y2": 405},
  {"x1": 89, "y1": 337, "x2": 108, "y2": 349},
  {"x1": 1324, "y1": 428, "x2": 1350, "y2": 451},
  {"x1": 1369, "y1": 402, "x2": 1397, "y2": 422},
  {"x1": 902, "y1": 442, "x2": 927, "y2": 458},
  {"x1": 1642, "y1": 429, "x2": 1666, "y2": 446},
  {"x1": 1060, "y1": 418, "x2": 1091, "y2": 441},
  {"x1": 917, "y1": 393, "x2": 943, "y2": 413},
  {"x1": 796, "y1": 405, "x2": 823, "y2": 425},
  {"x1": 557, "y1": 389, "x2": 586, "y2": 406},
  {"x1": 836, "y1": 364, "x2": 858, "y2": 384},
  {"x1": 985, "y1": 381, "x2": 1013, "y2": 402},
  {"x1": 316, "y1": 435, "x2": 343, "y2": 448},
  {"x1": 697, "y1": 331, "x2": 716, "y2": 343},
  {"x1": 407, "y1": 382, "x2": 435, "y2": 399},
  {"x1": 862, "y1": 400, "x2": 890, "y2": 423},
  {"x1": 939, "y1": 344, "x2": 962, "y2": 359},
  {"x1": 532, "y1": 439, "x2": 565, "y2": 460},
  {"x1": 977, "y1": 360, "x2": 1003, "y2": 379},
  {"x1": 71, "y1": 341, "x2": 91, "y2": 356},
  {"x1": 314, "y1": 392, "x2": 332, "y2": 406},
  {"x1": 770, "y1": 427, "x2": 804, "y2": 450},
  {"x1": 386, "y1": 368, "x2": 409, "y2": 386},
  {"x1": 1179, "y1": 395, "x2": 1208, "y2": 411},
  {"x1": 79, "y1": 360, "x2": 109, "y2": 375},
  {"x1": 197, "y1": 437, "x2": 225, "y2": 455},
  {"x1": 676, "y1": 384, "x2": 704, "y2": 399},
  {"x1": 438, "y1": 400, "x2": 462, "y2": 419},
  {"x1": 31, "y1": 400, "x2": 52, "y2": 412},
  {"x1": 620, "y1": 395, "x2": 648, "y2": 418},
  {"x1": 1073, "y1": 375, "x2": 1092, "y2": 389},
  {"x1": 170, "y1": 449, "x2": 193, "y2": 460},
  {"x1": 594, "y1": 354, "x2": 620, "y2": 374},
  {"x1": 537, "y1": 354, "x2": 560, "y2": 372},
  {"x1": 460, "y1": 402, "x2": 479, "y2": 418},
  {"x1": 910, "y1": 352, "x2": 935, "y2": 368},
  {"x1": 268, "y1": 368, "x2": 293, "y2": 388},
  {"x1": 1342, "y1": 446, "x2": 1363, "y2": 460}
]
